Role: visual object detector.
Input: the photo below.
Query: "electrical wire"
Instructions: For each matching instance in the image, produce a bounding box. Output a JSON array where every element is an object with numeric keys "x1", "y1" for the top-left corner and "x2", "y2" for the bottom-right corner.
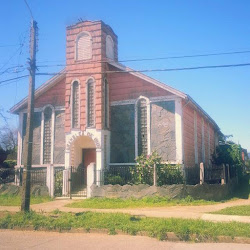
[
  {"x1": 36, "y1": 49, "x2": 250, "y2": 67},
  {"x1": 36, "y1": 62, "x2": 250, "y2": 77}
]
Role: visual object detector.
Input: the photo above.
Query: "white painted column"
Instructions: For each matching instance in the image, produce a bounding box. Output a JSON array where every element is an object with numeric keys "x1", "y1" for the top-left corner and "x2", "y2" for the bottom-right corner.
[
  {"x1": 96, "y1": 148, "x2": 103, "y2": 186},
  {"x1": 175, "y1": 98, "x2": 183, "y2": 164},
  {"x1": 17, "y1": 112, "x2": 23, "y2": 166},
  {"x1": 87, "y1": 163, "x2": 96, "y2": 197}
]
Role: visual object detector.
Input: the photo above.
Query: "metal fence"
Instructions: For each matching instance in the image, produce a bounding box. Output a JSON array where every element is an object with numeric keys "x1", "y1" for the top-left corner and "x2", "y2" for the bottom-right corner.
[
  {"x1": 96, "y1": 164, "x2": 185, "y2": 186},
  {"x1": 0, "y1": 168, "x2": 16, "y2": 184}
]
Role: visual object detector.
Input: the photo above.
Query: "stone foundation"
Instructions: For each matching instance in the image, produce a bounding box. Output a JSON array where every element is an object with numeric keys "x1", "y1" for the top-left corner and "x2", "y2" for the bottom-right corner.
[
  {"x1": 91, "y1": 178, "x2": 238, "y2": 201},
  {"x1": 0, "y1": 184, "x2": 49, "y2": 196}
]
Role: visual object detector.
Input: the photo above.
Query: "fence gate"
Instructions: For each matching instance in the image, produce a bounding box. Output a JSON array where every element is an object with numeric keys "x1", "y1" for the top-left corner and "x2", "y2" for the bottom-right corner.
[
  {"x1": 70, "y1": 166, "x2": 87, "y2": 197},
  {"x1": 54, "y1": 166, "x2": 87, "y2": 198}
]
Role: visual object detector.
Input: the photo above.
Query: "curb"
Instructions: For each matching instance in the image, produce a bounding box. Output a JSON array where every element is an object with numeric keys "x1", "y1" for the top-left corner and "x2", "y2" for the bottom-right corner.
[{"x1": 2, "y1": 227, "x2": 250, "y2": 244}]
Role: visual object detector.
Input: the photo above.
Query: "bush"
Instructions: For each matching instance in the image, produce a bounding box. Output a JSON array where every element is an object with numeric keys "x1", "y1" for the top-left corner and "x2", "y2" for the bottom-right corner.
[
  {"x1": 104, "y1": 174, "x2": 126, "y2": 185},
  {"x1": 130, "y1": 151, "x2": 184, "y2": 185},
  {"x1": 157, "y1": 164, "x2": 184, "y2": 186},
  {"x1": 3, "y1": 160, "x2": 17, "y2": 168},
  {"x1": 54, "y1": 171, "x2": 63, "y2": 196}
]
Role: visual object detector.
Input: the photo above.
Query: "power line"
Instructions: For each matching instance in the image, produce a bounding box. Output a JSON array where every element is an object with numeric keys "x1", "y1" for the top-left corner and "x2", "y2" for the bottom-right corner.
[
  {"x1": 23, "y1": 0, "x2": 34, "y2": 20},
  {"x1": 36, "y1": 49, "x2": 250, "y2": 67},
  {"x1": 0, "y1": 44, "x2": 20, "y2": 48},
  {"x1": 1, "y1": 61, "x2": 250, "y2": 87},
  {"x1": 0, "y1": 44, "x2": 25, "y2": 74},
  {"x1": 0, "y1": 75, "x2": 29, "y2": 85},
  {"x1": 36, "y1": 62, "x2": 250, "y2": 76}
]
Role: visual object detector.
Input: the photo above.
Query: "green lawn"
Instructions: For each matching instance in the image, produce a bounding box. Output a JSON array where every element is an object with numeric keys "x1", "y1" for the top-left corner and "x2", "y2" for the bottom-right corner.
[
  {"x1": 0, "y1": 195, "x2": 53, "y2": 206},
  {"x1": 1, "y1": 211, "x2": 250, "y2": 241},
  {"x1": 212, "y1": 205, "x2": 250, "y2": 216},
  {"x1": 66, "y1": 196, "x2": 218, "y2": 209}
]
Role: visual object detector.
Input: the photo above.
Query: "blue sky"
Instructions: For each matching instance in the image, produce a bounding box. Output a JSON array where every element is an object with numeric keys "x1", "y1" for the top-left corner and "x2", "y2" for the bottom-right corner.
[{"x1": 0, "y1": 0, "x2": 249, "y2": 151}]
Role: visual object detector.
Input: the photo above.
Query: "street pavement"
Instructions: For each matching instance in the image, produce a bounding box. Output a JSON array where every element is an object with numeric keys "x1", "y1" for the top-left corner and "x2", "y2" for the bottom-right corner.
[{"x1": 1, "y1": 230, "x2": 250, "y2": 250}]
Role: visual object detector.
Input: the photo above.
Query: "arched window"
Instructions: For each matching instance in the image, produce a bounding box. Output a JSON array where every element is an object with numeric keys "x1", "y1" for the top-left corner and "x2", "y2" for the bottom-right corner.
[
  {"x1": 104, "y1": 79, "x2": 109, "y2": 128},
  {"x1": 137, "y1": 98, "x2": 148, "y2": 156},
  {"x1": 76, "y1": 32, "x2": 92, "y2": 61},
  {"x1": 72, "y1": 81, "x2": 79, "y2": 128},
  {"x1": 43, "y1": 106, "x2": 52, "y2": 164},
  {"x1": 87, "y1": 78, "x2": 95, "y2": 127},
  {"x1": 106, "y1": 35, "x2": 114, "y2": 60}
]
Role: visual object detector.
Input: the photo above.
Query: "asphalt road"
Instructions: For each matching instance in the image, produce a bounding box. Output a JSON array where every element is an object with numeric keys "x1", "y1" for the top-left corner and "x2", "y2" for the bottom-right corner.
[{"x1": 0, "y1": 230, "x2": 249, "y2": 250}]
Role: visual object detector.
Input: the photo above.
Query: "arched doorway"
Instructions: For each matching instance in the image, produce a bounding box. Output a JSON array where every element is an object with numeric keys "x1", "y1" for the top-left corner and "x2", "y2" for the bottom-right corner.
[{"x1": 69, "y1": 135, "x2": 96, "y2": 195}]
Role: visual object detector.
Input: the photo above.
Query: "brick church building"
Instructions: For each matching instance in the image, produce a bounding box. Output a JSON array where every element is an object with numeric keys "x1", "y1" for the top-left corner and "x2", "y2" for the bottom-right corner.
[{"x1": 10, "y1": 20, "x2": 221, "y2": 195}]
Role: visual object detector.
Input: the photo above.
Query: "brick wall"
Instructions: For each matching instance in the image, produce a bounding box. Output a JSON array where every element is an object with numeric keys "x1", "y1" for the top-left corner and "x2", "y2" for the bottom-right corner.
[
  {"x1": 34, "y1": 78, "x2": 65, "y2": 108},
  {"x1": 65, "y1": 21, "x2": 118, "y2": 132},
  {"x1": 182, "y1": 103, "x2": 195, "y2": 167},
  {"x1": 182, "y1": 101, "x2": 218, "y2": 167},
  {"x1": 108, "y1": 67, "x2": 173, "y2": 102}
]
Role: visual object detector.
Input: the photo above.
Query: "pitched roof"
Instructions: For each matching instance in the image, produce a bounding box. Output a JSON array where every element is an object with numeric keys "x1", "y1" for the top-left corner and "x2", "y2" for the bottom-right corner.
[
  {"x1": 10, "y1": 69, "x2": 66, "y2": 114},
  {"x1": 10, "y1": 62, "x2": 220, "y2": 131}
]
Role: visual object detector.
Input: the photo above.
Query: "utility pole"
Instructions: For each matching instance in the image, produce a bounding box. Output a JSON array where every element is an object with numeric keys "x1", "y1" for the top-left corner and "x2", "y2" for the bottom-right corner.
[{"x1": 21, "y1": 20, "x2": 38, "y2": 212}]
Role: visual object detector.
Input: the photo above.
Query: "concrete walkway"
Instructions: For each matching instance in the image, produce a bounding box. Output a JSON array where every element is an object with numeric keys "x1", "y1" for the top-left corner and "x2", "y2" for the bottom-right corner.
[{"x1": 1, "y1": 198, "x2": 250, "y2": 223}]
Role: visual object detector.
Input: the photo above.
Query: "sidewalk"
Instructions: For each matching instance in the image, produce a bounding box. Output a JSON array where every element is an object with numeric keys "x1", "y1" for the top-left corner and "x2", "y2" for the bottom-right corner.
[{"x1": 1, "y1": 198, "x2": 250, "y2": 223}]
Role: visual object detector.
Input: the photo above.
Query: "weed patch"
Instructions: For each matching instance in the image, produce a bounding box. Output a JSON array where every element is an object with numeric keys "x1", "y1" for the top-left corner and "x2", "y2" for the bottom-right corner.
[{"x1": 0, "y1": 211, "x2": 250, "y2": 242}]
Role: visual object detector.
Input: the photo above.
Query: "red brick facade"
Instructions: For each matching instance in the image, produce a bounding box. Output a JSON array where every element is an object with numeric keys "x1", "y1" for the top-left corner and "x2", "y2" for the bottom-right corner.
[
  {"x1": 64, "y1": 21, "x2": 117, "y2": 132},
  {"x1": 182, "y1": 101, "x2": 218, "y2": 167}
]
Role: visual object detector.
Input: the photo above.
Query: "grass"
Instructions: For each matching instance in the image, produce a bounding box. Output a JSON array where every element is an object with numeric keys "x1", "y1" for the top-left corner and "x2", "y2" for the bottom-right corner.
[
  {"x1": 211, "y1": 205, "x2": 250, "y2": 216},
  {"x1": 66, "y1": 196, "x2": 218, "y2": 209},
  {"x1": 0, "y1": 194, "x2": 53, "y2": 206},
  {"x1": 0, "y1": 211, "x2": 250, "y2": 241}
]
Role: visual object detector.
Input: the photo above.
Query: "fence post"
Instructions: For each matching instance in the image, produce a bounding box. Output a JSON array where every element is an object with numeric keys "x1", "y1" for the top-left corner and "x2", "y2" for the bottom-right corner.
[
  {"x1": 50, "y1": 165, "x2": 55, "y2": 198},
  {"x1": 221, "y1": 164, "x2": 226, "y2": 185},
  {"x1": 20, "y1": 167, "x2": 23, "y2": 186},
  {"x1": 46, "y1": 165, "x2": 51, "y2": 194},
  {"x1": 226, "y1": 164, "x2": 230, "y2": 183},
  {"x1": 62, "y1": 168, "x2": 70, "y2": 197},
  {"x1": 153, "y1": 164, "x2": 157, "y2": 186},
  {"x1": 200, "y1": 162, "x2": 204, "y2": 184},
  {"x1": 70, "y1": 166, "x2": 72, "y2": 199}
]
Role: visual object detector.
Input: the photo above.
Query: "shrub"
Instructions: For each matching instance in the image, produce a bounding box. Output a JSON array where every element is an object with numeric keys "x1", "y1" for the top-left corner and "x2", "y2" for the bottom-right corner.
[
  {"x1": 3, "y1": 160, "x2": 17, "y2": 168},
  {"x1": 104, "y1": 174, "x2": 126, "y2": 185},
  {"x1": 157, "y1": 164, "x2": 184, "y2": 186},
  {"x1": 54, "y1": 171, "x2": 63, "y2": 196},
  {"x1": 130, "y1": 151, "x2": 184, "y2": 185}
]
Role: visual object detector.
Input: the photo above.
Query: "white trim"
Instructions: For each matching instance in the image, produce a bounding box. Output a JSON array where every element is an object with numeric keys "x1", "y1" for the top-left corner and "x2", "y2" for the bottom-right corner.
[
  {"x1": 104, "y1": 78, "x2": 110, "y2": 129},
  {"x1": 149, "y1": 95, "x2": 179, "y2": 102},
  {"x1": 202, "y1": 118, "x2": 205, "y2": 163},
  {"x1": 21, "y1": 106, "x2": 65, "y2": 113},
  {"x1": 135, "y1": 96, "x2": 151, "y2": 157},
  {"x1": 86, "y1": 77, "x2": 96, "y2": 128},
  {"x1": 194, "y1": 111, "x2": 198, "y2": 164},
  {"x1": 17, "y1": 113, "x2": 23, "y2": 166},
  {"x1": 70, "y1": 79, "x2": 81, "y2": 129},
  {"x1": 111, "y1": 99, "x2": 136, "y2": 106},
  {"x1": 175, "y1": 98, "x2": 183, "y2": 164},
  {"x1": 111, "y1": 95, "x2": 178, "y2": 107},
  {"x1": 40, "y1": 111, "x2": 44, "y2": 165}
]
